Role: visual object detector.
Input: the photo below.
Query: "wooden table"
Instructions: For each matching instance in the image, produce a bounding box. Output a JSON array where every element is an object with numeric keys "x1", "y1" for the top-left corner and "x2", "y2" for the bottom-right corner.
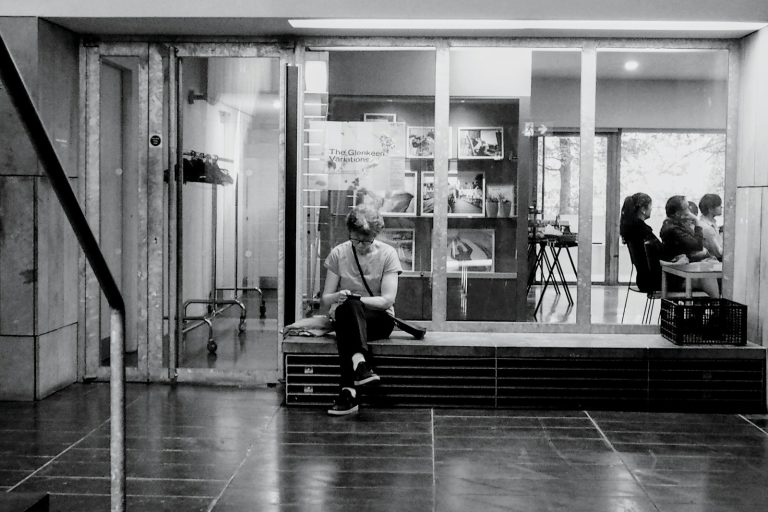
[{"x1": 660, "y1": 261, "x2": 723, "y2": 298}]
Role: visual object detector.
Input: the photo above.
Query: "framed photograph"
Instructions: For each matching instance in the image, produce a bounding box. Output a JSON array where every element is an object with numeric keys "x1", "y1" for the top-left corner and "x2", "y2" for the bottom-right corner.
[
  {"x1": 363, "y1": 113, "x2": 397, "y2": 123},
  {"x1": 407, "y1": 126, "x2": 435, "y2": 159},
  {"x1": 485, "y1": 184, "x2": 515, "y2": 218},
  {"x1": 447, "y1": 229, "x2": 495, "y2": 273},
  {"x1": 421, "y1": 171, "x2": 485, "y2": 217},
  {"x1": 378, "y1": 229, "x2": 415, "y2": 272},
  {"x1": 458, "y1": 127, "x2": 504, "y2": 160},
  {"x1": 356, "y1": 171, "x2": 417, "y2": 216}
]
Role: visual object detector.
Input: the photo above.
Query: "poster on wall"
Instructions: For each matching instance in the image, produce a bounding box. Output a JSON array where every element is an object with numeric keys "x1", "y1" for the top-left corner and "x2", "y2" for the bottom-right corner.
[
  {"x1": 317, "y1": 121, "x2": 407, "y2": 191},
  {"x1": 407, "y1": 126, "x2": 435, "y2": 159},
  {"x1": 378, "y1": 229, "x2": 415, "y2": 271},
  {"x1": 364, "y1": 113, "x2": 398, "y2": 122},
  {"x1": 421, "y1": 171, "x2": 485, "y2": 217},
  {"x1": 447, "y1": 229, "x2": 495, "y2": 272},
  {"x1": 356, "y1": 171, "x2": 417, "y2": 216},
  {"x1": 458, "y1": 127, "x2": 504, "y2": 159}
]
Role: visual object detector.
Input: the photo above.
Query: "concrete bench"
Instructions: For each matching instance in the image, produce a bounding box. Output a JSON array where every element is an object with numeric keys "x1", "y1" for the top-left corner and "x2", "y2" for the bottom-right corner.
[{"x1": 283, "y1": 332, "x2": 767, "y2": 412}]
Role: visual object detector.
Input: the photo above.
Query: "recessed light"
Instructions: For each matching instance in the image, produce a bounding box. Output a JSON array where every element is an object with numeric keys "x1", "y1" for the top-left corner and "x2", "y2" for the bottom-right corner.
[{"x1": 624, "y1": 60, "x2": 639, "y2": 71}]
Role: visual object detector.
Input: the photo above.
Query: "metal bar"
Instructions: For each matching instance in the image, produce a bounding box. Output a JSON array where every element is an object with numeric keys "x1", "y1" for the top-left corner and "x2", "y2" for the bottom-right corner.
[
  {"x1": 109, "y1": 310, "x2": 126, "y2": 512},
  {"x1": 0, "y1": 34, "x2": 126, "y2": 511},
  {"x1": 175, "y1": 56, "x2": 184, "y2": 372}
]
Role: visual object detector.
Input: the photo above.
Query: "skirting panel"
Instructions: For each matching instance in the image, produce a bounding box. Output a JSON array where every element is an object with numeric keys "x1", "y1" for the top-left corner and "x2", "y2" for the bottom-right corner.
[{"x1": 285, "y1": 342, "x2": 767, "y2": 412}]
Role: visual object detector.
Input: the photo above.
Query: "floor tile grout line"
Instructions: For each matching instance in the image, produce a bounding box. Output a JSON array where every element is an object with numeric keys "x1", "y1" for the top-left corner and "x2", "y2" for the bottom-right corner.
[
  {"x1": 6, "y1": 393, "x2": 143, "y2": 493},
  {"x1": 584, "y1": 411, "x2": 663, "y2": 512},
  {"x1": 431, "y1": 408, "x2": 436, "y2": 512},
  {"x1": 205, "y1": 405, "x2": 282, "y2": 512},
  {"x1": 739, "y1": 414, "x2": 768, "y2": 436}
]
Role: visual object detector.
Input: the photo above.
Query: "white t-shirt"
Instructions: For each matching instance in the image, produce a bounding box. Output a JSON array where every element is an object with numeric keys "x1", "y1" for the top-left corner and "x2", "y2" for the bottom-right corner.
[
  {"x1": 325, "y1": 240, "x2": 403, "y2": 316},
  {"x1": 699, "y1": 215, "x2": 723, "y2": 260}
]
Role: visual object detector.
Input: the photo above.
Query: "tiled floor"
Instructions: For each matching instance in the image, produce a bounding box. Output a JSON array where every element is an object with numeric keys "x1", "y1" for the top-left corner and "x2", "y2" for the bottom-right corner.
[{"x1": 2, "y1": 383, "x2": 767, "y2": 511}]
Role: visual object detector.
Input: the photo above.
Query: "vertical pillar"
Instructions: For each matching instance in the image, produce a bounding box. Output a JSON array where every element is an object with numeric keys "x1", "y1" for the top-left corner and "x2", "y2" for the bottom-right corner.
[{"x1": 0, "y1": 18, "x2": 80, "y2": 400}]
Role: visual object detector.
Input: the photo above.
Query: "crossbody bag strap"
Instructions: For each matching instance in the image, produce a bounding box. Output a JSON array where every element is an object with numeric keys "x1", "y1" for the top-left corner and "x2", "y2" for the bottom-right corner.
[{"x1": 351, "y1": 244, "x2": 375, "y2": 297}]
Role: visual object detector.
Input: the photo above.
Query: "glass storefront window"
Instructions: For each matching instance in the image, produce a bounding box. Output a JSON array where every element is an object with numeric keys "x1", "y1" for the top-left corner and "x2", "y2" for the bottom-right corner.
[
  {"x1": 301, "y1": 50, "x2": 436, "y2": 321},
  {"x1": 595, "y1": 49, "x2": 728, "y2": 324},
  {"x1": 296, "y1": 44, "x2": 730, "y2": 332},
  {"x1": 445, "y1": 48, "x2": 581, "y2": 322}
]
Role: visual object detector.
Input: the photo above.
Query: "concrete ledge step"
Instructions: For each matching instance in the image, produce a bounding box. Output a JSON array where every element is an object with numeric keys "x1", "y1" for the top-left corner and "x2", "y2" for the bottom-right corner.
[{"x1": 0, "y1": 493, "x2": 48, "y2": 512}]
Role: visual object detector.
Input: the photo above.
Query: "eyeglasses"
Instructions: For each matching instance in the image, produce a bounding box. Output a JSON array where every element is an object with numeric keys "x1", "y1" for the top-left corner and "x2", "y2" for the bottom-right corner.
[{"x1": 349, "y1": 237, "x2": 374, "y2": 247}]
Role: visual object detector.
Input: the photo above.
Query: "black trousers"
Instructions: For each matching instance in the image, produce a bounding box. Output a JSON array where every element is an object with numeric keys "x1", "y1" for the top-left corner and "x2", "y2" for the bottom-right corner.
[{"x1": 333, "y1": 299, "x2": 394, "y2": 388}]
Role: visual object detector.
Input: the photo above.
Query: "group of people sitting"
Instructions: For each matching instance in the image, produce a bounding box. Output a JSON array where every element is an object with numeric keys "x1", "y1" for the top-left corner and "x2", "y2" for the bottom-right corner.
[{"x1": 620, "y1": 192, "x2": 723, "y2": 297}]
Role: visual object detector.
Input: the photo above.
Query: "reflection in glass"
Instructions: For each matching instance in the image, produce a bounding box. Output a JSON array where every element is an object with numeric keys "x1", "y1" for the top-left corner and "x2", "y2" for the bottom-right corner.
[{"x1": 178, "y1": 57, "x2": 279, "y2": 369}]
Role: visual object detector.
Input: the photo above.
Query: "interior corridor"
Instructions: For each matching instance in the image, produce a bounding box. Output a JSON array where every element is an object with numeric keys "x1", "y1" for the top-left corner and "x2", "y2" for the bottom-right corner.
[{"x1": 2, "y1": 384, "x2": 767, "y2": 511}]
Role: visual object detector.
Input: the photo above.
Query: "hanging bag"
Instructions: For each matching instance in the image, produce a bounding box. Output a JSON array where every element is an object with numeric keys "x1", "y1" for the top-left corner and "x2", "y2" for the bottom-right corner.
[{"x1": 351, "y1": 245, "x2": 427, "y2": 340}]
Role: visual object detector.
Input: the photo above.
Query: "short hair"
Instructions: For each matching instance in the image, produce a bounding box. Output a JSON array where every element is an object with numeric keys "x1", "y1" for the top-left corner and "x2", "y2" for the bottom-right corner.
[
  {"x1": 665, "y1": 195, "x2": 688, "y2": 218},
  {"x1": 698, "y1": 193, "x2": 722, "y2": 215},
  {"x1": 346, "y1": 205, "x2": 384, "y2": 237}
]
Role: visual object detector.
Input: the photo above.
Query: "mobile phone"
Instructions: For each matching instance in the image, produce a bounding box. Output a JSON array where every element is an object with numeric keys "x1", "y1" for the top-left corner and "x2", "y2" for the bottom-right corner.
[{"x1": 346, "y1": 293, "x2": 361, "y2": 300}]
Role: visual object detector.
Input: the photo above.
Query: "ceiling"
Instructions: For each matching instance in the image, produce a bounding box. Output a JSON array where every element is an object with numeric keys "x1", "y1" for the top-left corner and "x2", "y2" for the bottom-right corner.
[{"x1": 3, "y1": 0, "x2": 767, "y2": 39}]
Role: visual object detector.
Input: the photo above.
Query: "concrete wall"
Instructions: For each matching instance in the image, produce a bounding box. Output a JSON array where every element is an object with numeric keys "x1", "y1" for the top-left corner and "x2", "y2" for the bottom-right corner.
[
  {"x1": 0, "y1": 18, "x2": 79, "y2": 400},
  {"x1": 734, "y1": 27, "x2": 768, "y2": 349}
]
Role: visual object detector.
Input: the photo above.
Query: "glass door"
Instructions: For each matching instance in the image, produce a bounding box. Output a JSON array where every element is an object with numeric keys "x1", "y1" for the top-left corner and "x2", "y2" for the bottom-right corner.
[{"x1": 171, "y1": 51, "x2": 284, "y2": 382}]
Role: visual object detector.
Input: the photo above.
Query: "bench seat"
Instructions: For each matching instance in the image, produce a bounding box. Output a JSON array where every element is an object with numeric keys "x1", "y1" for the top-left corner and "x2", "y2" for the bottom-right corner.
[{"x1": 284, "y1": 332, "x2": 767, "y2": 412}]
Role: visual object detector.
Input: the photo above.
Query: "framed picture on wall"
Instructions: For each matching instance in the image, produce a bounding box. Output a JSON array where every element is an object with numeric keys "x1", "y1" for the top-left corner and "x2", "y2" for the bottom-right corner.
[
  {"x1": 378, "y1": 229, "x2": 415, "y2": 272},
  {"x1": 447, "y1": 229, "x2": 495, "y2": 273},
  {"x1": 357, "y1": 171, "x2": 417, "y2": 216},
  {"x1": 407, "y1": 126, "x2": 435, "y2": 159},
  {"x1": 363, "y1": 113, "x2": 397, "y2": 122},
  {"x1": 457, "y1": 127, "x2": 504, "y2": 159},
  {"x1": 421, "y1": 171, "x2": 485, "y2": 217}
]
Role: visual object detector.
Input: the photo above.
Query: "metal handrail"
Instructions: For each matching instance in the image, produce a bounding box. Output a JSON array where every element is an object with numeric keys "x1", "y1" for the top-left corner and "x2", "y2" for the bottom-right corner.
[{"x1": 0, "y1": 35, "x2": 127, "y2": 511}]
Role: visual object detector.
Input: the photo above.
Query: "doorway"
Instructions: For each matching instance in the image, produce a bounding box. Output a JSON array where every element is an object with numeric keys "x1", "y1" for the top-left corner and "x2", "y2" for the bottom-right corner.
[
  {"x1": 170, "y1": 48, "x2": 287, "y2": 384},
  {"x1": 83, "y1": 43, "x2": 287, "y2": 384}
]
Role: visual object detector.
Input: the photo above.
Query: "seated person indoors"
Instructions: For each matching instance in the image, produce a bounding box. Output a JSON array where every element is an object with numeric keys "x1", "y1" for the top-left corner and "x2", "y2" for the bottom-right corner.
[
  {"x1": 659, "y1": 195, "x2": 719, "y2": 297},
  {"x1": 322, "y1": 205, "x2": 403, "y2": 416},
  {"x1": 698, "y1": 193, "x2": 723, "y2": 261},
  {"x1": 619, "y1": 192, "x2": 661, "y2": 292}
]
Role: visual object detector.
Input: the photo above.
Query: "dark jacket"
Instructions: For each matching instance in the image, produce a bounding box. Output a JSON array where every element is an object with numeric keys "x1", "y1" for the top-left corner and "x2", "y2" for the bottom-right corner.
[
  {"x1": 621, "y1": 217, "x2": 662, "y2": 293},
  {"x1": 659, "y1": 217, "x2": 704, "y2": 261},
  {"x1": 620, "y1": 216, "x2": 657, "y2": 245}
]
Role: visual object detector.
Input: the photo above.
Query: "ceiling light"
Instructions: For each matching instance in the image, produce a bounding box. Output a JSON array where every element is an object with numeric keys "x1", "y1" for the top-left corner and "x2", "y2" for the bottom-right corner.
[
  {"x1": 624, "y1": 60, "x2": 639, "y2": 71},
  {"x1": 289, "y1": 19, "x2": 767, "y2": 32}
]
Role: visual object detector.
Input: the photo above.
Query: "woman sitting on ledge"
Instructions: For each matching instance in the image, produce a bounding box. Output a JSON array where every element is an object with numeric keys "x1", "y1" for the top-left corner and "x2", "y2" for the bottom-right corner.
[{"x1": 321, "y1": 205, "x2": 403, "y2": 416}]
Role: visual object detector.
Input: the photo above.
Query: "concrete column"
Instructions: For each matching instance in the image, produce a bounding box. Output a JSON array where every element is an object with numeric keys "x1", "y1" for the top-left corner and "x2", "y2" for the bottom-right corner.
[
  {"x1": 733, "y1": 28, "x2": 768, "y2": 349},
  {"x1": 0, "y1": 18, "x2": 80, "y2": 400}
]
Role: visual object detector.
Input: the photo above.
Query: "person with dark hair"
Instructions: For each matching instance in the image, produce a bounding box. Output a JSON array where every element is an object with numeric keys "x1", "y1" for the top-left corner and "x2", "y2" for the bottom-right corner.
[
  {"x1": 660, "y1": 195, "x2": 719, "y2": 296},
  {"x1": 619, "y1": 192, "x2": 662, "y2": 292},
  {"x1": 660, "y1": 195, "x2": 708, "y2": 261},
  {"x1": 322, "y1": 205, "x2": 403, "y2": 416},
  {"x1": 699, "y1": 193, "x2": 723, "y2": 261},
  {"x1": 620, "y1": 192, "x2": 656, "y2": 243}
]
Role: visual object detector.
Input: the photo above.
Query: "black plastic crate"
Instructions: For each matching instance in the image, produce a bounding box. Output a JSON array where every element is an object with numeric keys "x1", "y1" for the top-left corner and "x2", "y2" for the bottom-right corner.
[{"x1": 660, "y1": 298, "x2": 747, "y2": 345}]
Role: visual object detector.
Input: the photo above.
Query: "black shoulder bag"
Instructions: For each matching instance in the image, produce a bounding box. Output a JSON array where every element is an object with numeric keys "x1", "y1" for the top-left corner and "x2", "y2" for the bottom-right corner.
[{"x1": 351, "y1": 245, "x2": 427, "y2": 340}]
